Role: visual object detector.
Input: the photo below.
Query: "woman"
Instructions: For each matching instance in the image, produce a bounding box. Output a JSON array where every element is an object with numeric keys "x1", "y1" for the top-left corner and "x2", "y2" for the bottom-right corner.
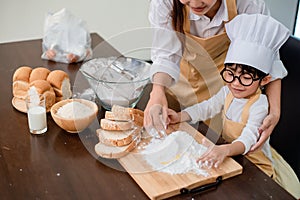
[{"x1": 144, "y1": 0, "x2": 283, "y2": 151}]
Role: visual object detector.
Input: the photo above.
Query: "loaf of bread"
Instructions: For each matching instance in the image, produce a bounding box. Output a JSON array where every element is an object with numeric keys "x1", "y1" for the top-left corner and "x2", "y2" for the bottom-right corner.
[
  {"x1": 94, "y1": 133, "x2": 141, "y2": 159},
  {"x1": 12, "y1": 66, "x2": 32, "y2": 99},
  {"x1": 29, "y1": 80, "x2": 56, "y2": 110},
  {"x1": 95, "y1": 105, "x2": 144, "y2": 159},
  {"x1": 100, "y1": 118, "x2": 134, "y2": 131},
  {"x1": 46, "y1": 70, "x2": 72, "y2": 102},
  {"x1": 97, "y1": 127, "x2": 142, "y2": 147},
  {"x1": 29, "y1": 67, "x2": 51, "y2": 82}
]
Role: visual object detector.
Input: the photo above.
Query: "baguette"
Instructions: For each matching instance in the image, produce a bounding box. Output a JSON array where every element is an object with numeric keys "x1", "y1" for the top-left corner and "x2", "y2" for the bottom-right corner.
[
  {"x1": 96, "y1": 127, "x2": 142, "y2": 147},
  {"x1": 94, "y1": 134, "x2": 141, "y2": 159},
  {"x1": 100, "y1": 118, "x2": 134, "y2": 131}
]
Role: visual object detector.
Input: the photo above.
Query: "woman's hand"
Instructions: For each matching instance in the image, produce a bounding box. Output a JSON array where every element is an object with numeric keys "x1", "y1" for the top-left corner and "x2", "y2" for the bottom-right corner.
[
  {"x1": 143, "y1": 84, "x2": 168, "y2": 137},
  {"x1": 250, "y1": 113, "x2": 280, "y2": 152}
]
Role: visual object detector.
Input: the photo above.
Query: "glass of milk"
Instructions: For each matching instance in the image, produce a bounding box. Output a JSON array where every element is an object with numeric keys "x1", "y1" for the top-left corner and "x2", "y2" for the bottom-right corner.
[{"x1": 25, "y1": 93, "x2": 47, "y2": 134}]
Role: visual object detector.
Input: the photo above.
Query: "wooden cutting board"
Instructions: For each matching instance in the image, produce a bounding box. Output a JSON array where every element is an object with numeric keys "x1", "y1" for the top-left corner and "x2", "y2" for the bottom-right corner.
[{"x1": 118, "y1": 122, "x2": 243, "y2": 200}]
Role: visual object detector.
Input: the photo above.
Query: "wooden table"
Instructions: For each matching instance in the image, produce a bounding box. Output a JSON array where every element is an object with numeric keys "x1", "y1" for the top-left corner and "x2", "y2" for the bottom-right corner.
[{"x1": 0, "y1": 33, "x2": 296, "y2": 199}]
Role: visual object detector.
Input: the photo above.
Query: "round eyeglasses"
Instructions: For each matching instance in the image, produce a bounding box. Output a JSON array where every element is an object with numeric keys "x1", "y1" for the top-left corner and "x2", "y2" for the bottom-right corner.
[{"x1": 220, "y1": 68, "x2": 262, "y2": 86}]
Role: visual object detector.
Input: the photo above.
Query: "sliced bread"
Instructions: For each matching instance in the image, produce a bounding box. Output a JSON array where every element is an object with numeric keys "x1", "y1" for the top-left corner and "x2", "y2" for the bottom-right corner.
[
  {"x1": 96, "y1": 127, "x2": 142, "y2": 147},
  {"x1": 94, "y1": 134, "x2": 141, "y2": 159},
  {"x1": 100, "y1": 118, "x2": 134, "y2": 131},
  {"x1": 105, "y1": 111, "x2": 131, "y2": 121},
  {"x1": 111, "y1": 105, "x2": 144, "y2": 118},
  {"x1": 108, "y1": 105, "x2": 144, "y2": 127}
]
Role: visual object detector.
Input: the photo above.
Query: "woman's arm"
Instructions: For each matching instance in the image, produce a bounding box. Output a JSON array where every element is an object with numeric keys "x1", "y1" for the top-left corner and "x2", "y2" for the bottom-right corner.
[
  {"x1": 145, "y1": 0, "x2": 182, "y2": 131},
  {"x1": 250, "y1": 79, "x2": 281, "y2": 151},
  {"x1": 144, "y1": 72, "x2": 172, "y2": 131}
]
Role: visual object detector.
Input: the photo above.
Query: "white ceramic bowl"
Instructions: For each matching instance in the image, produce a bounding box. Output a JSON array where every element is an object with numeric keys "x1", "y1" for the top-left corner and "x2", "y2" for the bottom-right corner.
[
  {"x1": 80, "y1": 56, "x2": 151, "y2": 110},
  {"x1": 50, "y1": 98, "x2": 98, "y2": 133}
]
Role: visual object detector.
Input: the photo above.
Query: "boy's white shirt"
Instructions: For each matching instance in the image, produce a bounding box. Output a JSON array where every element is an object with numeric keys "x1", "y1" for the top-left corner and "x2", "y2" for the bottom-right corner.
[
  {"x1": 184, "y1": 85, "x2": 273, "y2": 161},
  {"x1": 148, "y1": 0, "x2": 272, "y2": 84}
]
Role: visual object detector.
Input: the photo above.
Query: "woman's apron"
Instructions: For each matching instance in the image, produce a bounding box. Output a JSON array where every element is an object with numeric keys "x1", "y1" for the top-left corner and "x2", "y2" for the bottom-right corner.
[
  {"x1": 223, "y1": 91, "x2": 300, "y2": 199},
  {"x1": 168, "y1": 0, "x2": 237, "y2": 132},
  {"x1": 169, "y1": 0, "x2": 237, "y2": 106}
]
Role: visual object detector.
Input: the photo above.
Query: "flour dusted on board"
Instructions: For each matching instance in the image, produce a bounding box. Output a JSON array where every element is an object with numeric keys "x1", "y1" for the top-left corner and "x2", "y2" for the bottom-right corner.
[{"x1": 141, "y1": 131, "x2": 209, "y2": 176}]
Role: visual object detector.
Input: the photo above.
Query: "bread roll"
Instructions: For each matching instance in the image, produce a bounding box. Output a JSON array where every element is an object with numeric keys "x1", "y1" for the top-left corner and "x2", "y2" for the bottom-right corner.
[
  {"x1": 29, "y1": 80, "x2": 56, "y2": 110},
  {"x1": 13, "y1": 66, "x2": 32, "y2": 82},
  {"x1": 96, "y1": 127, "x2": 141, "y2": 147},
  {"x1": 29, "y1": 67, "x2": 51, "y2": 82},
  {"x1": 12, "y1": 66, "x2": 32, "y2": 99},
  {"x1": 94, "y1": 133, "x2": 141, "y2": 159},
  {"x1": 47, "y1": 70, "x2": 72, "y2": 102},
  {"x1": 100, "y1": 118, "x2": 134, "y2": 131}
]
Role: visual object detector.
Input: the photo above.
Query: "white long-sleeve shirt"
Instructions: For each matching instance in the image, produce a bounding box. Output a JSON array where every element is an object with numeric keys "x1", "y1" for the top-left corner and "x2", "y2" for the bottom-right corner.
[
  {"x1": 184, "y1": 85, "x2": 273, "y2": 161},
  {"x1": 148, "y1": 0, "x2": 271, "y2": 84}
]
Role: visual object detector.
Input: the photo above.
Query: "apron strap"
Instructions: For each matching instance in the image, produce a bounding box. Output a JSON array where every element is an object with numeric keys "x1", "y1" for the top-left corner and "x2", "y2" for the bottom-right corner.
[
  {"x1": 226, "y1": 0, "x2": 238, "y2": 21},
  {"x1": 240, "y1": 89, "x2": 262, "y2": 124},
  {"x1": 224, "y1": 89, "x2": 262, "y2": 124}
]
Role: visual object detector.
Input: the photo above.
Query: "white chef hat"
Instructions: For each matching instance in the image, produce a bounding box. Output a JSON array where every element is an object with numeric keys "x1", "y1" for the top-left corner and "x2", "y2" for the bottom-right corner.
[{"x1": 224, "y1": 14, "x2": 290, "y2": 77}]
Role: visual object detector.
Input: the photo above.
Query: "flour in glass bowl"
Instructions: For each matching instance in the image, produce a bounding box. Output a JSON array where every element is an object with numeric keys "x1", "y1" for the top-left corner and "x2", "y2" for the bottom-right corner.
[
  {"x1": 141, "y1": 131, "x2": 209, "y2": 176},
  {"x1": 57, "y1": 101, "x2": 93, "y2": 119}
]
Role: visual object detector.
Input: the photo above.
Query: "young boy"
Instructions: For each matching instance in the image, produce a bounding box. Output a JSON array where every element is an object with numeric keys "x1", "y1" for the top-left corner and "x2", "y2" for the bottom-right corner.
[{"x1": 167, "y1": 14, "x2": 300, "y2": 198}]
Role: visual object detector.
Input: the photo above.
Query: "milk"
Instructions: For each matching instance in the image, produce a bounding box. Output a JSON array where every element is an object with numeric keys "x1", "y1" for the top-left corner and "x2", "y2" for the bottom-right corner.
[{"x1": 27, "y1": 106, "x2": 47, "y2": 134}]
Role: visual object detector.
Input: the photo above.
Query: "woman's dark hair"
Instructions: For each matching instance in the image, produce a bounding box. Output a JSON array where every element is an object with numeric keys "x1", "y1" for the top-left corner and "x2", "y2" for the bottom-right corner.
[
  {"x1": 171, "y1": 0, "x2": 185, "y2": 34},
  {"x1": 225, "y1": 63, "x2": 268, "y2": 79}
]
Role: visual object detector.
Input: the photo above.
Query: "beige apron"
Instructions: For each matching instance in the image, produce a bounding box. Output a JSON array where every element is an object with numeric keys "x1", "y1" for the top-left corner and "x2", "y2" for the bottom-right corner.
[
  {"x1": 169, "y1": 0, "x2": 237, "y2": 107},
  {"x1": 223, "y1": 91, "x2": 300, "y2": 199},
  {"x1": 168, "y1": 0, "x2": 237, "y2": 132},
  {"x1": 223, "y1": 90, "x2": 275, "y2": 177}
]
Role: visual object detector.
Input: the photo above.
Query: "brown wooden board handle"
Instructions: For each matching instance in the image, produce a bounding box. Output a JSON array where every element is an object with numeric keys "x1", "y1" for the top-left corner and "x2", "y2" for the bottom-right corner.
[{"x1": 180, "y1": 176, "x2": 223, "y2": 195}]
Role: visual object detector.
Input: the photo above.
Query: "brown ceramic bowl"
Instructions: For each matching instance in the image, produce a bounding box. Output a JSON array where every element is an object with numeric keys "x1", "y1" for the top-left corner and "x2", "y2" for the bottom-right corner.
[{"x1": 51, "y1": 98, "x2": 98, "y2": 133}]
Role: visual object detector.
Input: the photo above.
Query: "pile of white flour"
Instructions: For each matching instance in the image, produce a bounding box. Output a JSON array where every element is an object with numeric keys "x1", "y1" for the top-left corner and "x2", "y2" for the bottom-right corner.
[
  {"x1": 141, "y1": 131, "x2": 209, "y2": 176},
  {"x1": 57, "y1": 101, "x2": 93, "y2": 119}
]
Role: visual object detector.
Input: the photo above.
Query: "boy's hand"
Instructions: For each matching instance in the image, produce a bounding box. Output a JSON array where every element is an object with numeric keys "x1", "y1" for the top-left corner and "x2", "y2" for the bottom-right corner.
[
  {"x1": 166, "y1": 108, "x2": 181, "y2": 124},
  {"x1": 197, "y1": 139, "x2": 228, "y2": 169}
]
